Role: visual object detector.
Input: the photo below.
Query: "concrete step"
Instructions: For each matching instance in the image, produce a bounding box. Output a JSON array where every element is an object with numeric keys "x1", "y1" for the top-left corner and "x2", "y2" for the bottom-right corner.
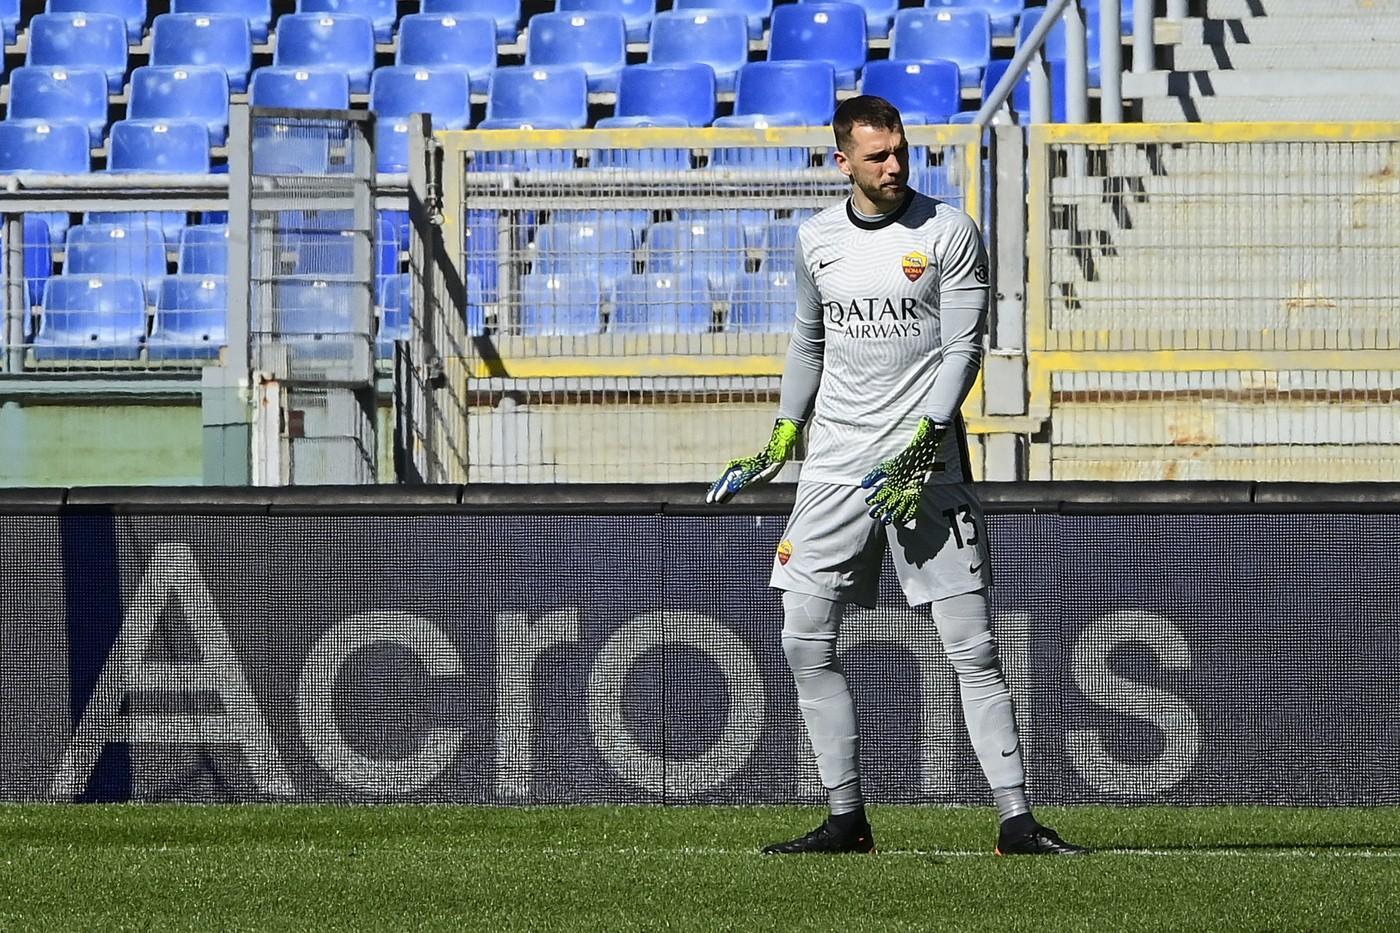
[
  {"x1": 1204, "y1": 0, "x2": 1400, "y2": 19},
  {"x1": 1139, "y1": 95, "x2": 1400, "y2": 120},
  {"x1": 1079, "y1": 144, "x2": 1400, "y2": 180},
  {"x1": 1179, "y1": 15, "x2": 1400, "y2": 45},
  {"x1": 1123, "y1": 69, "x2": 1400, "y2": 98},
  {"x1": 1170, "y1": 41, "x2": 1400, "y2": 70}
]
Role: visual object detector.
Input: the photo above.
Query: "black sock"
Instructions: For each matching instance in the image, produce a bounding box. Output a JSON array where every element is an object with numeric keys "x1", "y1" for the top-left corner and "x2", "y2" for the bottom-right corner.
[
  {"x1": 1001, "y1": 812, "x2": 1037, "y2": 837},
  {"x1": 830, "y1": 807, "x2": 868, "y2": 832}
]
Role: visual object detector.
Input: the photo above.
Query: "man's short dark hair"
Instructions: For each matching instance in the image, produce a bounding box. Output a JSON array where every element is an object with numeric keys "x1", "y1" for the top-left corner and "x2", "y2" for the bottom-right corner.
[{"x1": 832, "y1": 96, "x2": 904, "y2": 152}]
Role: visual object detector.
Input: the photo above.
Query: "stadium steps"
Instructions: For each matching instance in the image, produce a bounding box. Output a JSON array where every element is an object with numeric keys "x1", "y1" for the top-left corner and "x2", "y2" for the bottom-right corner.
[{"x1": 1123, "y1": 0, "x2": 1400, "y2": 122}]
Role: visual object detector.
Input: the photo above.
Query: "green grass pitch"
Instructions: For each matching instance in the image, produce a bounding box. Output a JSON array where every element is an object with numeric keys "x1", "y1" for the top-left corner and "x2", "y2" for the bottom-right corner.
[{"x1": 0, "y1": 805, "x2": 1395, "y2": 931}]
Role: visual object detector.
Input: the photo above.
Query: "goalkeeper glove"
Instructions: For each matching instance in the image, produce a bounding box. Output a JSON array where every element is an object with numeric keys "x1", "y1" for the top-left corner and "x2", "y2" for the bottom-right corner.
[
  {"x1": 706, "y1": 418, "x2": 802, "y2": 504},
  {"x1": 861, "y1": 416, "x2": 946, "y2": 526}
]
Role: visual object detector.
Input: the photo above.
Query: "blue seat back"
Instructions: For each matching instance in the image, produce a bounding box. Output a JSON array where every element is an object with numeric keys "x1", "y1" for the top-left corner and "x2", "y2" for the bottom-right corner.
[
  {"x1": 0, "y1": 217, "x2": 55, "y2": 308},
  {"x1": 26, "y1": 12, "x2": 128, "y2": 93},
  {"x1": 728, "y1": 270, "x2": 795, "y2": 332},
  {"x1": 297, "y1": 0, "x2": 396, "y2": 42},
  {"x1": 108, "y1": 119, "x2": 211, "y2": 173},
  {"x1": 613, "y1": 62, "x2": 716, "y2": 127},
  {"x1": 150, "y1": 13, "x2": 253, "y2": 93},
  {"x1": 46, "y1": 0, "x2": 146, "y2": 42},
  {"x1": 923, "y1": 0, "x2": 1022, "y2": 38},
  {"x1": 172, "y1": 0, "x2": 271, "y2": 43},
  {"x1": 557, "y1": 0, "x2": 654, "y2": 42},
  {"x1": 484, "y1": 65, "x2": 589, "y2": 129},
  {"x1": 5, "y1": 67, "x2": 109, "y2": 146},
  {"x1": 396, "y1": 13, "x2": 497, "y2": 92},
  {"x1": 252, "y1": 120, "x2": 333, "y2": 174},
  {"x1": 648, "y1": 10, "x2": 747, "y2": 94},
  {"x1": 672, "y1": 0, "x2": 770, "y2": 40},
  {"x1": 275, "y1": 277, "x2": 357, "y2": 335},
  {"x1": 645, "y1": 219, "x2": 747, "y2": 281},
  {"x1": 419, "y1": 0, "x2": 518, "y2": 42},
  {"x1": 519, "y1": 273, "x2": 601, "y2": 335},
  {"x1": 860, "y1": 59, "x2": 961, "y2": 123},
  {"x1": 178, "y1": 224, "x2": 229, "y2": 275},
  {"x1": 533, "y1": 220, "x2": 634, "y2": 287},
  {"x1": 65, "y1": 223, "x2": 167, "y2": 300},
  {"x1": 803, "y1": 0, "x2": 896, "y2": 40},
  {"x1": 272, "y1": 13, "x2": 377, "y2": 93},
  {"x1": 0, "y1": 121, "x2": 91, "y2": 173},
  {"x1": 35, "y1": 275, "x2": 147, "y2": 359},
  {"x1": 249, "y1": 67, "x2": 351, "y2": 109},
  {"x1": 525, "y1": 11, "x2": 627, "y2": 94},
  {"x1": 612, "y1": 272, "x2": 712, "y2": 334},
  {"x1": 1015, "y1": 6, "x2": 1065, "y2": 59},
  {"x1": 767, "y1": 2, "x2": 867, "y2": 90},
  {"x1": 150, "y1": 274, "x2": 227, "y2": 358},
  {"x1": 128, "y1": 66, "x2": 232, "y2": 145},
  {"x1": 731, "y1": 61, "x2": 836, "y2": 125},
  {"x1": 891, "y1": 8, "x2": 992, "y2": 84},
  {"x1": 370, "y1": 66, "x2": 472, "y2": 127}
]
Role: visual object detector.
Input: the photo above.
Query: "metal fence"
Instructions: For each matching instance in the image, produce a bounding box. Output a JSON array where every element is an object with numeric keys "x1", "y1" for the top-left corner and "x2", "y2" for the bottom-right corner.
[
  {"x1": 1026, "y1": 122, "x2": 1400, "y2": 480},
  {"x1": 434, "y1": 124, "x2": 986, "y2": 483}
]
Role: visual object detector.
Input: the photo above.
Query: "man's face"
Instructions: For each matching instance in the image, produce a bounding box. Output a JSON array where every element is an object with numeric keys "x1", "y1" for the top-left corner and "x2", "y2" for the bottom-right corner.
[{"x1": 834, "y1": 123, "x2": 910, "y2": 211}]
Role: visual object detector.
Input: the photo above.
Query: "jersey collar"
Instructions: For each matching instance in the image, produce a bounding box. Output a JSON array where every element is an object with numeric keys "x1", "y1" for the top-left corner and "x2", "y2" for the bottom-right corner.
[{"x1": 845, "y1": 188, "x2": 915, "y2": 230}]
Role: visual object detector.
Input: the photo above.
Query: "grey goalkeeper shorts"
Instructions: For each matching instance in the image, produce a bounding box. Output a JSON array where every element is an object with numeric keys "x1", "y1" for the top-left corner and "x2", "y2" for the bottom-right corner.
[{"x1": 769, "y1": 480, "x2": 993, "y2": 608}]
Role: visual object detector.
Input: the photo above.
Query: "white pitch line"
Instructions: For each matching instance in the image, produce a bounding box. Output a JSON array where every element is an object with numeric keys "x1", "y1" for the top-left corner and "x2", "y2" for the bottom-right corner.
[{"x1": 521, "y1": 846, "x2": 1400, "y2": 859}]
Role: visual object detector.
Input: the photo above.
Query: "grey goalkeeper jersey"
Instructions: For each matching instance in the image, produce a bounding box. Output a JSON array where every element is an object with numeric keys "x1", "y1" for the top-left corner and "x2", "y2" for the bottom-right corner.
[{"x1": 777, "y1": 190, "x2": 989, "y2": 486}]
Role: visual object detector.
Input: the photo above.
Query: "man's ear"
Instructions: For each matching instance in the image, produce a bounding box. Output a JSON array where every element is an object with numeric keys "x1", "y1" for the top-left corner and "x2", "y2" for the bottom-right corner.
[{"x1": 832, "y1": 148, "x2": 852, "y2": 178}]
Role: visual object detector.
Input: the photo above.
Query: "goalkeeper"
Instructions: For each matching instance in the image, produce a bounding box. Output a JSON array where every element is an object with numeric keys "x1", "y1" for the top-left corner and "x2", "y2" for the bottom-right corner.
[{"x1": 708, "y1": 96, "x2": 1086, "y2": 858}]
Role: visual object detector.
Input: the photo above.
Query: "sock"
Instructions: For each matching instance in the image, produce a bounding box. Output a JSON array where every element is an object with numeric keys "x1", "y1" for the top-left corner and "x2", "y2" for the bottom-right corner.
[
  {"x1": 781, "y1": 590, "x2": 863, "y2": 816},
  {"x1": 830, "y1": 807, "x2": 869, "y2": 832},
  {"x1": 1000, "y1": 812, "x2": 1037, "y2": 837},
  {"x1": 993, "y1": 786, "x2": 1031, "y2": 823}
]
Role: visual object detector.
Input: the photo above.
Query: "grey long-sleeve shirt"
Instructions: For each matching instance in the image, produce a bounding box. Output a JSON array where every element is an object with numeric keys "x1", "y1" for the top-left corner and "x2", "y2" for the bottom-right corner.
[{"x1": 775, "y1": 190, "x2": 989, "y2": 485}]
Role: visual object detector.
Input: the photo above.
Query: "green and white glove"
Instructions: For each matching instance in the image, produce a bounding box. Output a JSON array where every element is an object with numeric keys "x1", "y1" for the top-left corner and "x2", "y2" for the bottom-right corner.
[
  {"x1": 861, "y1": 417, "x2": 946, "y2": 526},
  {"x1": 706, "y1": 418, "x2": 802, "y2": 504}
]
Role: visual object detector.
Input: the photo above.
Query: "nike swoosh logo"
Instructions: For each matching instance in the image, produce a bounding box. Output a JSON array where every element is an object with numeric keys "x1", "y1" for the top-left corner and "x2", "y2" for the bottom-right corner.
[
  {"x1": 817, "y1": 258, "x2": 843, "y2": 269},
  {"x1": 1001, "y1": 743, "x2": 1020, "y2": 758},
  {"x1": 969, "y1": 559, "x2": 985, "y2": 574}
]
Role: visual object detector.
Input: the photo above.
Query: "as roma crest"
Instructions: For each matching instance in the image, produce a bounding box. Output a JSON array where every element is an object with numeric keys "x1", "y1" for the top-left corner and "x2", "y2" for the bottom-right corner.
[{"x1": 901, "y1": 251, "x2": 928, "y2": 282}]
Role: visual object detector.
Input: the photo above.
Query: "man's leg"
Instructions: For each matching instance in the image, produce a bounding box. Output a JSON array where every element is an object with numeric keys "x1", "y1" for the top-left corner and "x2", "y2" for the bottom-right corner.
[
  {"x1": 762, "y1": 589, "x2": 875, "y2": 854},
  {"x1": 931, "y1": 587, "x2": 1088, "y2": 856}
]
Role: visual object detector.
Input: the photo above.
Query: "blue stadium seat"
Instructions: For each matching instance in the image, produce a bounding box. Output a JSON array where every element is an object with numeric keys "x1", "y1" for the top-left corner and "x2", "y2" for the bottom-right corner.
[
  {"x1": 108, "y1": 120, "x2": 211, "y2": 173},
  {"x1": 0, "y1": 217, "x2": 55, "y2": 308},
  {"x1": 375, "y1": 271, "x2": 409, "y2": 355},
  {"x1": 0, "y1": 0, "x2": 18, "y2": 44},
  {"x1": 290, "y1": 227, "x2": 395, "y2": 279},
  {"x1": 273, "y1": 13, "x2": 376, "y2": 94},
  {"x1": 611, "y1": 272, "x2": 712, "y2": 334},
  {"x1": 716, "y1": 61, "x2": 836, "y2": 127},
  {"x1": 172, "y1": 0, "x2": 271, "y2": 44},
  {"x1": 370, "y1": 66, "x2": 472, "y2": 172},
  {"x1": 1017, "y1": 5, "x2": 1102, "y2": 86},
  {"x1": 532, "y1": 220, "x2": 634, "y2": 292},
  {"x1": 148, "y1": 274, "x2": 226, "y2": 359},
  {"x1": 177, "y1": 224, "x2": 228, "y2": 275},
  {"x1": 648, "y1": 10, "x2": 747, "y2": 95},
  {"x1": 589, "y1": 135, "x2": 692, "y2": 169},
  {"x1": 150, "y1": 13, "x2": 253, "y2": 93},
  {"x1": 759, "y1": 218, "x2": 799, "y2": 271},
  {"x1": 982, "y1": 56, "x2": 1066, "y2": 122},
  {"x1": 481, "y1": 66, "x2": 589, "y2": 129},
  {"x1": 128, "y1": 66, "x2": 231, "y2": 146},
  {"x1": 5, "y1": 67, "x2": 109, "y2": 148},
  {"x1": 891, "y1": 8, "x2": 991, "y2": 89},
  {"x1": 923, "y1": 0, "x2": 1022, "y2": 39},
  {"x1": 64, "y1": 223, "x2": 166, "y2": 302},
  {"x1": 249, "y1": 67, "x2": 351, "y2": 109},
  {"x1": 251, "y1": 120, "x2": 333, "y2": 174},
  {"x1": 519, "y1": 273, "x2": 601, "y2": 335},
  {"x1": 644, "y1": 218, "x2": 747, "y2": 284},
  {"x1": 860, "y1": 59, "x2": 961, "y2": 124},
  {"x1": 26, "y1": 12, "x2": 128, "y2": 94},
  {"x1": 0, "y1": 121, "x2": 91, "y2": 174},
  {"x1": 803, "y1": 0, "x2": 896, "y2": 40},
  {"x1": 419, "y1": 0, "x2": 518, "y2": 43},
  {"x1": 599, "y1": 63, "x2": 715, "y2": 128},
  {"x1": 33, "y1": 276, "x2": 146, "y2": 361},
  {"x1": 275, "y1": 277, "x2": 359, "y2": 338},
  {"x1": 83, "y1": 208, "x2": 187, "y2": 248},
  {"x1": 557, "y1": 0, "x2": 654, "y2": 43},
  {"x1": 396, "y1": 13, "x2": 496, "y2": 94},
  {"x1": 728, "y1": 270, "x2": 795, "y2": 332},
  {"x1": 525, "y1": 11, "x2": 627, "y2": 95},
  {"x1": 46, "y1": 0, "x2": 147, "y2": 43},
  {"x1": 767, "y1": 2, "x2": 867, "y2": 91},
  {"x1": 464, "y1": 209, "x2": 497, "y2": 301},
  {"x1": 463, "y1": 273, "x2": 486, "y2": 334},
  {"x1": 550, "y1": 209, "x2": 651, "y2": 242},
  {"x1": 297, "y1": 0, "x2": 395, "y2": 43},
  {"x1": 672, "y1": 0, "x2": 769, "y2": 41}
]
